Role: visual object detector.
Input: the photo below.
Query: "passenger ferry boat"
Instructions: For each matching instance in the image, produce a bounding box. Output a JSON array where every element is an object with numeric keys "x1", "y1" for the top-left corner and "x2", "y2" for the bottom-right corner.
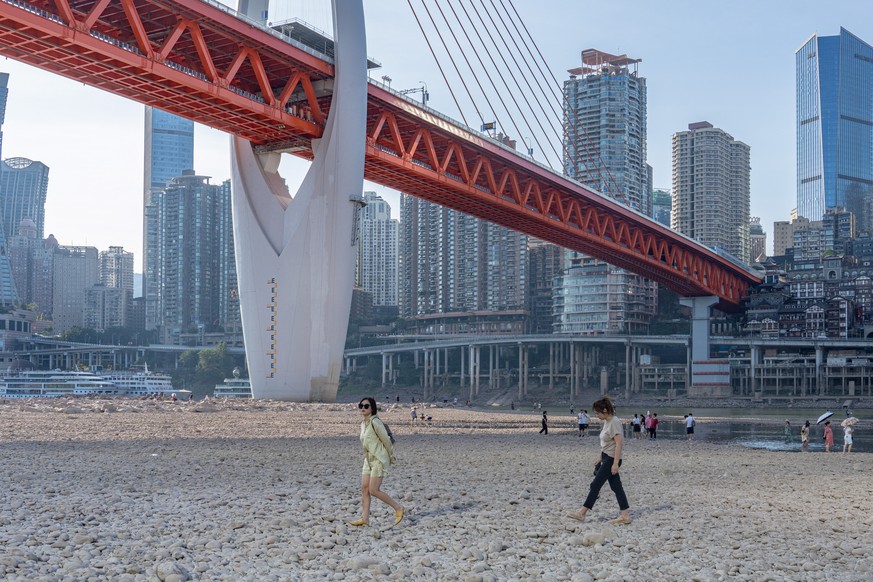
[
  {"x1": 0, "y1": 370, "x2": 123, "y2": 398},
  {"x1": 99, "y1": 364, "x2": 177, "y2": 397},
  {"x1": 213, "y1": 368, "x2": 252, "y2": 398}
]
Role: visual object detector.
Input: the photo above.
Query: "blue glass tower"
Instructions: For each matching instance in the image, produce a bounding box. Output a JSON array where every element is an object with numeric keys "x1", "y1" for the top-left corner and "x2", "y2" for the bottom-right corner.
[
  {"x1": 143, "y1": 107, "x2": 194, "y2": 329},
  {"x1": 797, "y1": 28, "x2": 873, "y2": 229}
]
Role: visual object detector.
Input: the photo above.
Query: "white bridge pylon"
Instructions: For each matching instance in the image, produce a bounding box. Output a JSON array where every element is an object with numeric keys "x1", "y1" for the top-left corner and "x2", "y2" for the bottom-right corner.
[{"x1": 231, "y1": 0, "x2": 366, "y2": 401}]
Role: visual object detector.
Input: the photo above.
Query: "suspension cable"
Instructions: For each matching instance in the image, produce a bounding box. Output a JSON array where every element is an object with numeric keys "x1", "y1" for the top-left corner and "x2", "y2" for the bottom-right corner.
[
  {"x1": 405, "y1": 0, "x2": 470, "y2": 127},
  {"x1": 456, "y1": 0, "x2": 561, "y2": 167},
  {"x1": 433, "y1": 0, "x2": 522, "y2": 141}
]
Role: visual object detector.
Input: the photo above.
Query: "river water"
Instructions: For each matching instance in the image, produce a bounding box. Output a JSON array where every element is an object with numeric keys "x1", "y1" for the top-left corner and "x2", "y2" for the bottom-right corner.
[{"x1": 618, "y1": 407, "x2": 870, "y2": 453}]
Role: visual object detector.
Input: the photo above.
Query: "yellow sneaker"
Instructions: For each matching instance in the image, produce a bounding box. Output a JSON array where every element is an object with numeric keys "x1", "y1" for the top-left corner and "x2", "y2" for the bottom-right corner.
[
  {"x1": 348, "y1": 518, "x2": 368, "y2": 527},
  {"x1": 394, "y1": 508, "x2": 405, "y2": 526}
]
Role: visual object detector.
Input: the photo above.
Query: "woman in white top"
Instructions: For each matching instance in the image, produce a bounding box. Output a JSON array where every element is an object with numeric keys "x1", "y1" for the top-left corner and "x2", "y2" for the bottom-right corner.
[
  {"x1": 567, "y1": 396, "x2": 632, "y2": 525},
  {"x1": 843, "y1": 425, "x2": 854, "y2": 454}
]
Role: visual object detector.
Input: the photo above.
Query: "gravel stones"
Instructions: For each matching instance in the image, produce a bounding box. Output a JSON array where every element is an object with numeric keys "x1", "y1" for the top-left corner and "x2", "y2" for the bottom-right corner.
[{"x1": 0, "y1": 400, "x2": 870, "y2": 579}]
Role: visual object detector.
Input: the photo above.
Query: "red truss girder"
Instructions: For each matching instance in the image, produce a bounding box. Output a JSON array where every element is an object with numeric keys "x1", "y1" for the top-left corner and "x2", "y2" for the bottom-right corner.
[
  {"x1": 363, "y1": 85, "x2": 760, "y2": 308},
  {"x1": 0, "y1": 0, "x2": 330, "y2": 145}
]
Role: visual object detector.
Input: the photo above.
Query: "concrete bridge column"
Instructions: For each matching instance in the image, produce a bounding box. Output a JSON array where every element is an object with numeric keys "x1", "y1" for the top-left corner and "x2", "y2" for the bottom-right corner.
[
  {"x1": 495, "y1": 346, "x2": 501, "y2": 391},
  {"x1": 388, "y1": 353, "x2": 394, "y2": 386},
  {"x1": 815, "y1": 345, "x2": 824, "y2": 396},
  {"x1": 523, "y1": 346, "x2": 529, "y2": 397},
  {"x1": 467, "y1": 346, "x2": 477, "y2": 399},
  {"x1": 381, "y1": 353, "x2": 388, "y2": 388},
  {"x1": 421, "y1": 350, "x2": 429, "y2": 399},
  {"x1": 750, "y1": 345, "x2": 760, "y2": 395},
  {"x1": 488, "y1": 346, "x2": 494, "y2": 390},
  {"x1": 548, "y1": 342, "x2": 555, "y2": 391},
  {"x1": 460, "y1": 346, "x2": 465, "y2": 389}
]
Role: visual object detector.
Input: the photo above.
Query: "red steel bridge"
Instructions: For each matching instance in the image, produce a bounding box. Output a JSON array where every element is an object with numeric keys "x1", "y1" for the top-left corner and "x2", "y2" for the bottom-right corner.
[{"x1": 0, "y1": 0, "x2": 761, "y2": 307}]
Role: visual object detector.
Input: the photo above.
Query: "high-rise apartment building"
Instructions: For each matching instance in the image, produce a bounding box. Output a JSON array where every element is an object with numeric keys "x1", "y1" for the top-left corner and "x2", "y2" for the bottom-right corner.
[
  {"x1": 672, "y1": 121, "x2": 752, "y2": 263},
  {"x1": 797, "y1": 28, "x2": 873, "y2": 231},
  {"x1": 652, "y1": 188, "x2": 672, "y2": 227},
  {"x1": 143, "y1": 107, "x2": 194, "y2": 329},
  {"x1": 559, "y1": 49, "x2": 656, "y2": 334},
  {"x1": 52, "y1": 245, "x2": 98, "y2": 333},
  {"x1": 357, "y1": 192, "x2": 399, "y2": 312},
  {"x1": 749, "y1": 217, "x2": 767, "y2": 263},
  {"x1": 148, "y1": 171, "x2": 239, "y2": 344},
  {"x1": 527, "y1": 240, "x2": 564, "y2": 334},
  {"x1": 773, "y1": 215, "x2": 813, "y2": 256},
  {"x1": 7, "y1": 219, "x2": 56, "y2": 315},
  {"x1": 0, "y1": 157, "x2": 49, "y2": 240},
  {"x1": 564, "y1": 49, "x2": 650, "y2": 214},
  {"x1": 99, "y1": 246, "x2": 134, "y2": 293},
  {"x1": 399, "y1": 194, "x2": 527, "y2": 328},
  {"x1": 83, "y1": 285, "x2": 128, "y2": 332}
]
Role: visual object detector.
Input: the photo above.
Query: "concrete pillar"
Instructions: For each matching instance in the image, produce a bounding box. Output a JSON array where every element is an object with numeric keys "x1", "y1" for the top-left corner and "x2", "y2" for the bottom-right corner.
[
  {"x1": 750, "y1": 345, "x2": 760, "y2": 395},
  {"x1": 381, "y1": 353, "x2": 387, "y2": 387},
  {"x1": 460, "y1": 345, "x2": 466, "y2": 389},
  {"x1": 389, "y1": 354, "x2": 394, "y2": 386},
  {"x1": 815, "y1": 345, "x2": 823, "y2": 396},
  {"x1": 495, "y1": 346, "x2": 500, "y2": 391},
  {"x1": 680, "y1": 296, "x2": 719, "y2": 363},
  {"x1": 549, "y1": 342, "x2": 555, "y2": 391}
]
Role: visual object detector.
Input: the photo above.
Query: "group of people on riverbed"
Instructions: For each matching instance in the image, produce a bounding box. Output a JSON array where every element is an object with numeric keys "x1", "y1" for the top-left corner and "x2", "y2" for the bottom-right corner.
[{"x1": 788, "y1": 418, "x2": 855, "y2": 453}]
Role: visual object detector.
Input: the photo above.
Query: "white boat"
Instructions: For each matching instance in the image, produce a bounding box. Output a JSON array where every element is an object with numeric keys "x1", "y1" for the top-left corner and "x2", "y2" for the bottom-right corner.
[
  {"x1": 0, "y1": 370, "x2": 123, "y2": 398},
  {"x1": 214, "y1": 369, "x2": 252, "y2": 398},
  {"x1": 100, "y1": 366, "x2": 176, "y2": 397}
]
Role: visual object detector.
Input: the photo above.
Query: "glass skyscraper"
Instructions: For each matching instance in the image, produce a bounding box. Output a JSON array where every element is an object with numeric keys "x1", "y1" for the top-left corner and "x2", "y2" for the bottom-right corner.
[
  {"x1": 796, "y1": 28, "x2": 873, "y2": 230},
  {"x1": 143, "y1": 107, "x2": 194, "y2": 330}
]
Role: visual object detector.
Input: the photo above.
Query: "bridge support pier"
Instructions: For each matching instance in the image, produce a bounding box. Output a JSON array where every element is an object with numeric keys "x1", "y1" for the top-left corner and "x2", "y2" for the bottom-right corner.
[
  {"x1": 230, "y1": 0, "x2": 367, "y2": 401},
  {"x1": 681, "y1": 296, "x2": 731, "y2": 397}
]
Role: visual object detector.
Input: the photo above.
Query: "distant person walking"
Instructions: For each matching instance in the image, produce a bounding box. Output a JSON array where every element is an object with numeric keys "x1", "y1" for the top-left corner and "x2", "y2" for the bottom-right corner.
[
  {"x1": 686, "y1": 413, "x2": 696, "y2": 440},
  {"x1": 539, "y1": 411, "x2": 549, "y2": 435},
  {"x1": 567, "y1": 397, "x2": 632, "y2": 525},
  {"x1": 578, "y1": 410, "x2": 590, "y2": 437},
  {"x1": 823, "y1": 421, "x2": 834, "y2": 453},
  {"x1": 783, "y1": 420, "x2": 793, "y2": 445},
  {"x1": 649, "y1": 413, "x2": 659, "y2": 439},
  {"x1": 411, "y1": 406, "x2": 418, "y2": 423},
  {"x1": 644, "y1": 412, "x2": 653, "y2": 438},
  {"x1": 843, "y1": 425, "x2": 854, "y2": 454},
  {"x1": 348, "y1": 397, "x2": 404, "y2": 527},
  {"x1": 801, "y1": 420, "x2": 810, "y2": 452}
]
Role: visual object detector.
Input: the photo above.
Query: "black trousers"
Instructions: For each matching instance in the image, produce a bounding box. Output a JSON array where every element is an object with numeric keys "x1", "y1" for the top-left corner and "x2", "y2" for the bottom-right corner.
[
  {"x1": 539, "y1": 421, "x2": 548, "y2": 434},
  {"x1": 583, "y1": 452, "x2": 629, "y2": 511}
]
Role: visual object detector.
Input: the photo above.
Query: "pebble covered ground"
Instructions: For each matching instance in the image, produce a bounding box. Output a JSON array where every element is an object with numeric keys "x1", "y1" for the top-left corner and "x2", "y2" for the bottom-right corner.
[{"x1": 0, "y1": 398, "x2": 870, "y2": 581}]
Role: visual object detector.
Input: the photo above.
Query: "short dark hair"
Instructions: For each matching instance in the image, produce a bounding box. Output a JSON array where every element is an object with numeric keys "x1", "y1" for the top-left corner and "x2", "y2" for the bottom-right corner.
[
  {"x1": 592, "y1": 397, "x2": 614, "y2": 415},
  {"x1": 359, "y1": 396, "x2": 378, "y2": 415}
]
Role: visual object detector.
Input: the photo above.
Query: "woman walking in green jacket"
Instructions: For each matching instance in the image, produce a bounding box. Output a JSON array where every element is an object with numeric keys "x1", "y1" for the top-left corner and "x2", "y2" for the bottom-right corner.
[{"x1": 348, "y1": 397, "x2": 405, "y2": 527}]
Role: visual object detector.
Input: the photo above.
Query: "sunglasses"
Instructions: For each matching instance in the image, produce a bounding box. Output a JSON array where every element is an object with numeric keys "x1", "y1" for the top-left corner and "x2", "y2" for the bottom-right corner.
[{"x1": 358, "y1": 403, "x2": 371, "y2": 410}]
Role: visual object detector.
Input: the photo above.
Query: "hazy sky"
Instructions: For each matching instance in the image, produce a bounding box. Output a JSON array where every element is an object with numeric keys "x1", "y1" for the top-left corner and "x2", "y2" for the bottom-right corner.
[{"x1": 2, "y1": 0, "x2": 871, "y2": 270}]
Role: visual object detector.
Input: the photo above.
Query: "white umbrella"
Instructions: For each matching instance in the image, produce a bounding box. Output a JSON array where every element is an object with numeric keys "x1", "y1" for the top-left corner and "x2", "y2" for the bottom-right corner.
[
  {"x1": 816, "y1": 411, "x2": 834, "y2": 425},
  {"x1": 841, "y1": 417, "x2": 859, "y2": 427}
]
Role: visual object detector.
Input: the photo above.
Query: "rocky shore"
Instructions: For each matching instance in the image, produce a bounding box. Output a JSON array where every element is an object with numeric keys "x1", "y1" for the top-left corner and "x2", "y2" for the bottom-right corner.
[{"x1": 0, "y1": 398, "x2": 870, "y2": 581}]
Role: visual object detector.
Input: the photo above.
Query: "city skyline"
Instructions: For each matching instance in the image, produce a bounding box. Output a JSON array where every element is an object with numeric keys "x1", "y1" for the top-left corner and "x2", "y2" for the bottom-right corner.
[{"x1": 0, "y1": 0, "x2": 870, "y2": 269}]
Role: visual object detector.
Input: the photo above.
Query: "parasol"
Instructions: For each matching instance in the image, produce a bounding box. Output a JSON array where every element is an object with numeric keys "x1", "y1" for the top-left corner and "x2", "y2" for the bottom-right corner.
[
  {"x1": 841, "y1": 417, "x2": 859, "y2": 427},
  {"x1": 816, "y1": 411, "x2": 834, "y2": 425}
]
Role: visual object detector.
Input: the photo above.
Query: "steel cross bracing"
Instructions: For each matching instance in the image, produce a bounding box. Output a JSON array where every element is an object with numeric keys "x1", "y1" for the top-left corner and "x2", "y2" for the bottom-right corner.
[{"x1": 0, "y1": 0, "x2": 761, "y2": 307}]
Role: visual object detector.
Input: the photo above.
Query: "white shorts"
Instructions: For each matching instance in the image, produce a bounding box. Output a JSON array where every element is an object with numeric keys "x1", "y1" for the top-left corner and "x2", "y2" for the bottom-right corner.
[{"x1": 844, "y1": 434, "x2": 853, "y2": 445}]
